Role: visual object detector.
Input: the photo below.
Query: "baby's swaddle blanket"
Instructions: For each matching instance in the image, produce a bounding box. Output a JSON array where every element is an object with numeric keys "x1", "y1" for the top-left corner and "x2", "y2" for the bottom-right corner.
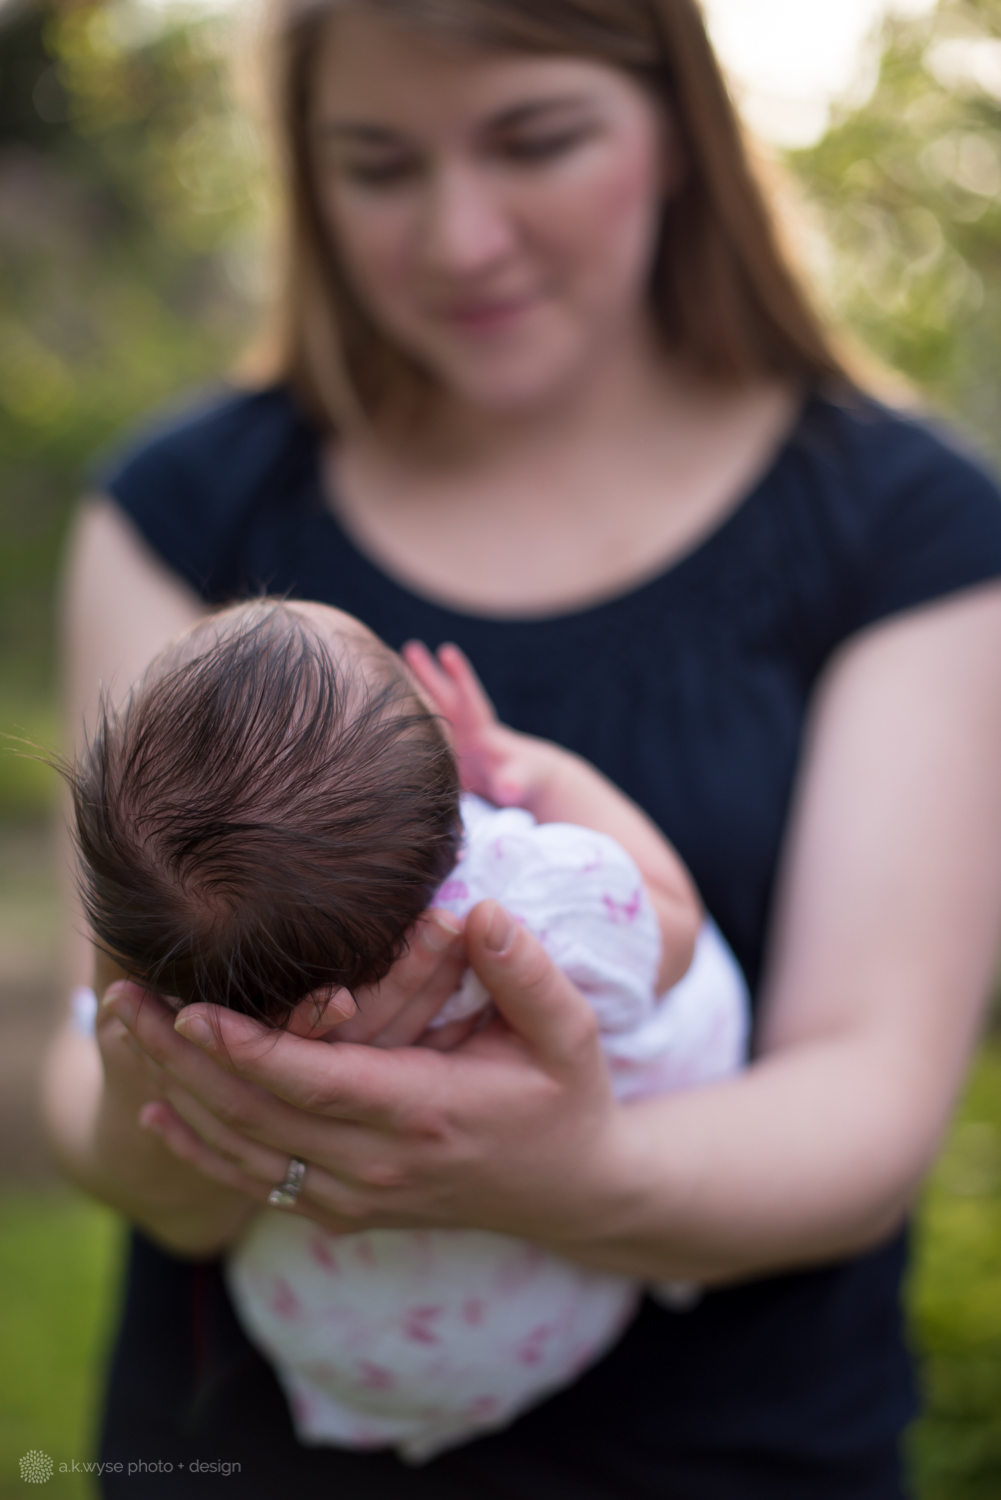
[{"x1": 226, "y1": 795, "x2": 749, "y2": 1461}]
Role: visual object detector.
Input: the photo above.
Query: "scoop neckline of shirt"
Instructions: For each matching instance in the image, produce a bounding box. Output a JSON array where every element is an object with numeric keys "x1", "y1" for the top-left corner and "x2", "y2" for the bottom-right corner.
[{"x1": 306, "y1": 390, "x2": 819, "y2": 632}]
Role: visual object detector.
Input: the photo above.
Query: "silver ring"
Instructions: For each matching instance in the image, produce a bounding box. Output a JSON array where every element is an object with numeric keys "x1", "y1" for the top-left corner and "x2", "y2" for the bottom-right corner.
[{"x1": 268, "y1": 1157, "x2": 307, "y2": 1208}]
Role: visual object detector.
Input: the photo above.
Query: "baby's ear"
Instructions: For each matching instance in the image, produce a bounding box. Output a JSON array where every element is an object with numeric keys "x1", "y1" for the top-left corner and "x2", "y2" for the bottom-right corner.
[{"x1": 287, "y1": 986, "x2": 357, "y2": 1038}]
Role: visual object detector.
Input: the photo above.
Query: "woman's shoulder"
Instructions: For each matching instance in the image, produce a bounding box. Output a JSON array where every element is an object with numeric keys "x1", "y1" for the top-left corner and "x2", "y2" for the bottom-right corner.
[
  {"x1": 794, "y1": 391, "x2": 1000, "y2": 498},
  {"x1": 98, "y1": 384, "x2": 317, "y2": 602},
  {"x1": 779, "y1": 392, "x2": 1001, "y2": 633}
]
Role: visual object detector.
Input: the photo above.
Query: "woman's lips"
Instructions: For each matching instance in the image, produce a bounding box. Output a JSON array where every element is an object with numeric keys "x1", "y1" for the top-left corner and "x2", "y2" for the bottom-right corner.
[{"x1": 440, "y1": 294, "x2": 541, "y2": 334}]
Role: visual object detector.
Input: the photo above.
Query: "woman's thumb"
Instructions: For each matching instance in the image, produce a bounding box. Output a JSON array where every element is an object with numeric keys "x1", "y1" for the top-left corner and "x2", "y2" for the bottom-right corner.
[{"x1": 464, "y1": 901, "x2": 600, "y2": 1068}]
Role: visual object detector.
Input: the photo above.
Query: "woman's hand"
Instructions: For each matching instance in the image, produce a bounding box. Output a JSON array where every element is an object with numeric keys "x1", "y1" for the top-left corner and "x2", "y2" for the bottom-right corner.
[
  {"x1": 105, "y1": 901, "x2": 624, "y2": 1249},
  {"x1": 290, "y1": 908, "x2": 470, "y2": 1050},
  {"x1": 42, "y1": 969, "x2": 263, "y2": 1257},
  {"x1": 45, "y1": 899, "x2": 471, "y2": 1260}
]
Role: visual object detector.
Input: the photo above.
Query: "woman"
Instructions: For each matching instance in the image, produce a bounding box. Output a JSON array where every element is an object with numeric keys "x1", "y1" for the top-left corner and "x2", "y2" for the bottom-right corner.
[{"x1": 44, "y1": 0, "x2": 1001, "y2": 1495}]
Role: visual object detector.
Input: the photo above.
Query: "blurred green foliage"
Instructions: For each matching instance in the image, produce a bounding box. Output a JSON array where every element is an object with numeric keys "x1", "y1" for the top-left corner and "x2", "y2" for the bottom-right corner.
[
  {"x1": 792, "y1": 0, "x2": 1001, "y2": 456},
  {"x1": 910, "y1": 1045, "x2": 1001, "y2": 1498},
  {"x1": 0, "y1": 0, "x2": 262, "y2": 724},
  {"x1": 0, "y1": 1190, "x2": 120, "y2": 1499},
  {"x1": 0, "y1": 699, "x2": 62, "y2": 820}
]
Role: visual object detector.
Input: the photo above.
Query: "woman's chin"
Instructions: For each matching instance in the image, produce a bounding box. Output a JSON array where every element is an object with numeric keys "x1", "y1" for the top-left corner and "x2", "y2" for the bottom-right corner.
[{"x1": 430, "y1": 352, "x2": 597, "y2": 422}]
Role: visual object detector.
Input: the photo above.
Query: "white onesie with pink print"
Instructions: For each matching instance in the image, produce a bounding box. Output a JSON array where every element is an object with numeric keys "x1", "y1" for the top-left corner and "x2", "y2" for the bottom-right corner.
[{"x1": 226, "y1": 794, "x2": 749, "y2": 1463}]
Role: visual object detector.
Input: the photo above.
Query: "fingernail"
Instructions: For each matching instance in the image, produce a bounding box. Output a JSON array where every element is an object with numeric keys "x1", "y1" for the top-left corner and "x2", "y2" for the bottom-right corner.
[
  {"x1": 138, "y1": 1105, "x2": 163, "y2": 1135},
  {"x1": 325, "y1": 989, "x2": 357, "y2": 1022},
  {"x1": 483, "y1": 903, "x2": 515, "y2": 956},
  {"x1": 174, "y1": 1013, "x2": 214, "y2": 1049},
  {"x1": 310, "y1": 986, "x2": 356, "y2": 1028},
  {"x1": 101, "y1": 982, "x2": 136, "y2": 1024},
  {"x1": 425, "y1": 911, "x2": 463, "y2": 953}
]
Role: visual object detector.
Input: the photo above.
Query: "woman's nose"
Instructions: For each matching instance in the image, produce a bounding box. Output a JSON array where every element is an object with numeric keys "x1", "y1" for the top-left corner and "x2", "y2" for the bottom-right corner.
[{"x1": 417, "y1": 164, "x2": 518, "y2": 277}]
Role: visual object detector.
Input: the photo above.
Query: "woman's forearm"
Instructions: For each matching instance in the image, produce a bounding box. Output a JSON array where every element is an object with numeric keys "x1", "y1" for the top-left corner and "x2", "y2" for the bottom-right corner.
[
  {"x1": 548, "y1": 1029, "x2": 947, "y2": 1284},
  {"x1": 43, "y1": 1021, "x2": 258, "y2": 1257}
]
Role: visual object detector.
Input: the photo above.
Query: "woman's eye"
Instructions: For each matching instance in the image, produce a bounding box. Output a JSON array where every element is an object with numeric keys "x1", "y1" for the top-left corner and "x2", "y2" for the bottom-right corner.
[
  {"x1": 501, "y1": 129, "x2": 593, "y2": 164},
  {"x1": 338, "y1": 157, "x2": 422, "y2": 188}
]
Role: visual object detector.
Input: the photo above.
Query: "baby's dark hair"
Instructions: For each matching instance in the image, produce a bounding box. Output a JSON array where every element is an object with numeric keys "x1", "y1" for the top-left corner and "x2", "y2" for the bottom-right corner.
[{"x1": 69, "y1": 601, "x2": 461, "y2": 1026}]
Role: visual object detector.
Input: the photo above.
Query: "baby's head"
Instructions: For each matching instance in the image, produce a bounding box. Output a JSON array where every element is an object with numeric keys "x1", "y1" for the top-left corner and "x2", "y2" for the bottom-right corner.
[{"x1": 70, "y1": 600, "x2": 460, "y2": 1025}]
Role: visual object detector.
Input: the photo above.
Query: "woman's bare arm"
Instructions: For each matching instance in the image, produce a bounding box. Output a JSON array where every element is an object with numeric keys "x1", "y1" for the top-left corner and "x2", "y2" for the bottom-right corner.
[
  {"x1": 108, "y1": 582, "x2": 1001, "y2": 1278},
  {"x1": 571, "y1": 582, "x2": 1001, "y2": 1276}
]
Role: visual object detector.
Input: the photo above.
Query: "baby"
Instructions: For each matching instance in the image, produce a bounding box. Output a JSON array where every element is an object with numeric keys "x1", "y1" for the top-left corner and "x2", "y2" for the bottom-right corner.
[{"x1": 70, "y1": 599, "x2": 748, "y2": 1461}]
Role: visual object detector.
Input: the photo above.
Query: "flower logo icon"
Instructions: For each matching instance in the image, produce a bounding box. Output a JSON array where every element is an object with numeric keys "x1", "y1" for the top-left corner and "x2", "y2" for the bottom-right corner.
[{"x1": 19, "y1": 1451, "x2": 53, "y2": 1484}]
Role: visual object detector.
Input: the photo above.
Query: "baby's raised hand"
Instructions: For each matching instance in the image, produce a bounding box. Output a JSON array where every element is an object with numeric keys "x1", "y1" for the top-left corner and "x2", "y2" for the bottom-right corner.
[{"x1": 402, "y1": 641, "x2": 552, "y2": 809}]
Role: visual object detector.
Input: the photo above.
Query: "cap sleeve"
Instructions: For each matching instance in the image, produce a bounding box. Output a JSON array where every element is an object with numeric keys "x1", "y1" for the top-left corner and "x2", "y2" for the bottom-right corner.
[{"x1": 849, "y1": 414, "x2": 1001, "y2": 632}]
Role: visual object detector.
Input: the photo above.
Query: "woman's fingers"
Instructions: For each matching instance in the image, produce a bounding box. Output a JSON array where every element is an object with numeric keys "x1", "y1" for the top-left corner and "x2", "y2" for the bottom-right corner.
[
  {"x1": 464, "y1": 901, "x2": 604, "y2": 1072},
  {"x1": 417, "y1": 1013, "x2": 484, "y2": 1052},
  {"x1": 101, "y1": 981, "x2": 462, "y2": 1228},
  {"x1": 95, "y1": 990, "x2": 176, "y2": 1103},
  {"x1": 163, "y1": 900, "x2": 599, "y2": 1118},
  {"x1": 286, "y1": 986, "x2": 357, "y2": 1038},
  {"x1": 365, "y1": 943, "x2": 470, "y2": 1049},
  {"x1": 131, "y1": 1039, "x2": 412, "y2": 1226},
  {"x1": 138, "y1": 1100, "x2": 274, "y2": 1203},
  {"x1": 153, "y1": 1086, "x2": 292, "y2": 1189},
  {"x1": 105, "y1": 907, "x2": 465, "y2": 1056},
  {"x1": 173, "y1": 1001, "x2": 454, "y2": 1127},
  {"x1": 153, "y1": 1078, "x2": 431, "y2": 1232},
  {"x1": 103, "y1": 960, "x2": 463, "y2": 1136},
  {"x1": 103, "y1": 979, "x2": 335, "y2": 1146},
  {"x1": 113, "y1": 993, "x2": 416, "y2": 1214},
  {"x1": 331, "y1": 909, "x2": 465, "y2": 1046},
  {"x1": 171, "y1": 901, "x2": 601, "y2": 1122},
  {"x1": 145, "y1": 1095, "x2": 408, "y2": 1236}
]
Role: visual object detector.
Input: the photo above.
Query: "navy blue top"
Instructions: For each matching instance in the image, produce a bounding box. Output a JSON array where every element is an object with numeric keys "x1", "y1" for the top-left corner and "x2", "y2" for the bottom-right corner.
[{"x1": 97, "y1": 386, "x2": 1001, "y2": 1498}]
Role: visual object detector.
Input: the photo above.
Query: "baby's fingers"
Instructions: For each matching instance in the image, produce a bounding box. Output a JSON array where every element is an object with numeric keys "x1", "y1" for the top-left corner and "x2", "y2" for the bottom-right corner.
[
  {"x1": 402, "y1": 641, "x2": 462, "y2": 721},
  {"x1": 434, "y1": 644, "x2": 499, "y2": 730}
]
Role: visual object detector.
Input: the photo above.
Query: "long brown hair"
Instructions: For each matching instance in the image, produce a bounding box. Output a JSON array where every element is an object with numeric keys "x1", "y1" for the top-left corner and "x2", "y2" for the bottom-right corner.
[{"x1": 258, "y1": 0, "x2": 852, "y2": 427}]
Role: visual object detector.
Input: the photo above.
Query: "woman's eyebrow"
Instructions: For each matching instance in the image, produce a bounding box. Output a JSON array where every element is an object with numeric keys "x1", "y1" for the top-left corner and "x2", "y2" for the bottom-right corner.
[
  {"x1": 315, "y1": 95, "x2": 599, "y2": 145},
  {"x1": 314, "y1": 123, "x2": 406, "y2": 145},
  {"x1": 483, "y1": 95, "x2": 598, "y2": 131}
]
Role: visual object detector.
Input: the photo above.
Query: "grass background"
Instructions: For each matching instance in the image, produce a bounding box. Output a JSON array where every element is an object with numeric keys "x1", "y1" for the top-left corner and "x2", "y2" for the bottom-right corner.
[
  {"x1": 0, "y1": 1194, "x2": 120, "y2": 1500},
  {"x1": 909, "y1": 1043, "x2": 1001, "y2": 1497}
]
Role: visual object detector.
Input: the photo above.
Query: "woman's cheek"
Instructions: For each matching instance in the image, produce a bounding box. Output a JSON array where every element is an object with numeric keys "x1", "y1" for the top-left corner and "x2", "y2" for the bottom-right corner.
[
  {"x1": 531, "y1": 139, "x2": 665, "y2": 306},
  {"x1": 323, "y1": 193, "x2": 420, "y2": 328}
]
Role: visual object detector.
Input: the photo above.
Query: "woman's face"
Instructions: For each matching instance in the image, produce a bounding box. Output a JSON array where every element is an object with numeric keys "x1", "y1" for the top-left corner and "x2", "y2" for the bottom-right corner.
[{"x1": 309, "y1": 11, "x2": 677, "y2": 415}]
